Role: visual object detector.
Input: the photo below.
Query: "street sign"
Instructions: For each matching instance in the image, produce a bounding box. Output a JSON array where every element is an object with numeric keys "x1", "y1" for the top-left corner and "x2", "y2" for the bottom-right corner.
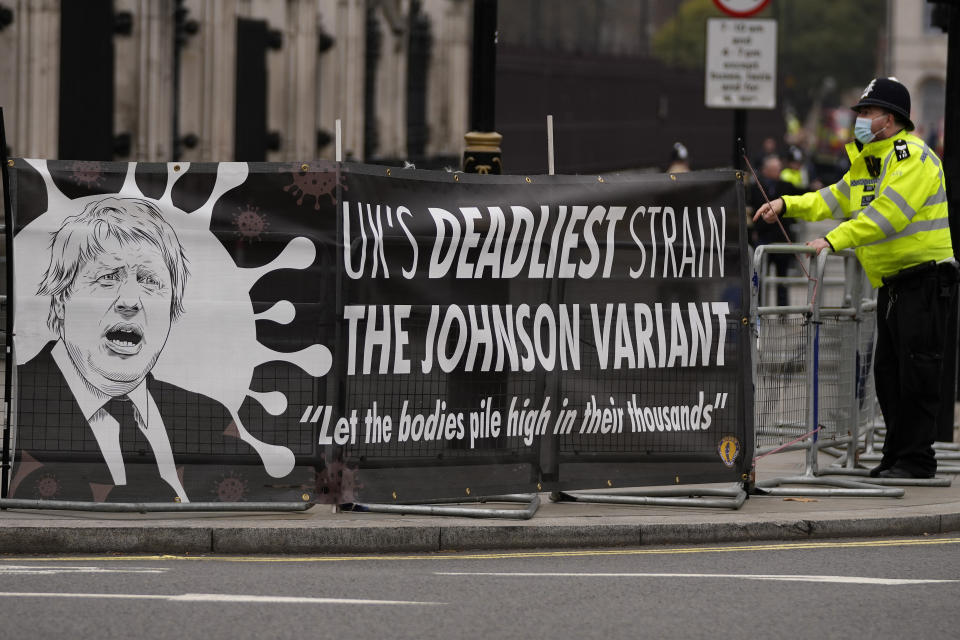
[
  {"x1": 705, "y1": 18, "x2": 777, "y2": 110},
  {"x1": 712, "y1": 0, "x2": 771, "y2": 17}
]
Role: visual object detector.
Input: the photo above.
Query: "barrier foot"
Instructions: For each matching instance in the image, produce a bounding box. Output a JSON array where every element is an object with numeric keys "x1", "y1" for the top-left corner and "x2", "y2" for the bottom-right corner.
[
  {"x1": 548, "y1": 484, "x2": 747, "y2": 510},
  {"x1": 821, "y1": 467, "x2": 953, "y2": 487},
  {"x1": 931, "y1": 465, "x2": 960, "y2": 474},
  {"x1": 0, "y1": 499, "x2": 313, "y2": 512},
  {"x1": 754, "y1": 475, "x2": 904, "y2": 497},
  {"x1": 859, "y1": 449, "x2": 960, "y2": 462},
  {"x1": 818, "y1": 446, "x2": 847, "y2": 459},
  {"x1": 345, "y1": 493, "x2": 540, "y2": 520}
]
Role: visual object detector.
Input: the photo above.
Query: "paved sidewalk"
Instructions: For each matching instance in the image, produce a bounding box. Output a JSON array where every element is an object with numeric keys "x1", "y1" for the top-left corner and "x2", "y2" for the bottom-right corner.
[{"x1": 1, "y1": 449, "x2": 958, "y2": 555}]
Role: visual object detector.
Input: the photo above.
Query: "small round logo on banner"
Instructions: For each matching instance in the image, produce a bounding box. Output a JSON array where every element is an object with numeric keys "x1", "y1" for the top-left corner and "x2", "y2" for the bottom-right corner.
[{"x1": 718, "y1": 435, "x2": 741, "y2": 467}]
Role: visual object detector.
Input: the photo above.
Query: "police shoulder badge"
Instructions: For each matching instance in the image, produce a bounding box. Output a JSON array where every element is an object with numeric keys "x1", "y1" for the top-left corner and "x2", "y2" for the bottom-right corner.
[
  {"x1": 718, "y1": 435, "x2": 741, "y2": 467},
  {"x1": 893, "y1": 139, "x2": 909, "y2": 161}
]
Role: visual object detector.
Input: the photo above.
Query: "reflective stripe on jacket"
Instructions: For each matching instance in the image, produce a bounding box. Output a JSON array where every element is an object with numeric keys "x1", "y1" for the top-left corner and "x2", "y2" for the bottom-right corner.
[{"x1": 781, "y1": 132, "x2": 951, "y2": 287}]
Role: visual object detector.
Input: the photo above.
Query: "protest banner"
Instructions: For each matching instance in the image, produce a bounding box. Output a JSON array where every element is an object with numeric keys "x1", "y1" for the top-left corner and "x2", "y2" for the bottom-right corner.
[{"x1": 1, "y1": 160, "x2": 752, "y2": 504}]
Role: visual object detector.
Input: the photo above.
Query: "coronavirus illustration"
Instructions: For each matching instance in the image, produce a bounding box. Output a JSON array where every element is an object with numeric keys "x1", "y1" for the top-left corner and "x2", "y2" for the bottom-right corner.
[
  {"x1": 66, "y1": 160, "x2": 106, "y2": 188},
  {"x1": 213, "y1": 471, "x2": 249, "y2": 502},
  {"x1": 232, "y1": 204, "x2": 269, "y2": 242},
  {"x1": 283, "y1": 161, "x2": 347, "y2": 210},
  {"x1": 315, "y1": 459, "x2": 362, "y2": 504},
  {"x1": 33, "y1": 474, "x2": 60, "y2": 500}
]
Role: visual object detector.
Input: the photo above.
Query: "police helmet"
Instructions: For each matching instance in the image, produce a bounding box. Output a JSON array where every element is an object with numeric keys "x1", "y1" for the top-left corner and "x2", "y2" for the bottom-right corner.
[{"x1": 850, "y1": 77, "x2": 914, "y2": 131}]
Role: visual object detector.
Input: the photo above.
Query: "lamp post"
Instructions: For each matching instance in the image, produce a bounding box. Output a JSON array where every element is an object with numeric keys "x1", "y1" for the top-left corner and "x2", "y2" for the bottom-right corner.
[
  {"x1": 462, "y1": 0, "x2": 501, "y2": 174},
  {"x1": 930, "y1": 1, "x2": 960, "y2": 438}
]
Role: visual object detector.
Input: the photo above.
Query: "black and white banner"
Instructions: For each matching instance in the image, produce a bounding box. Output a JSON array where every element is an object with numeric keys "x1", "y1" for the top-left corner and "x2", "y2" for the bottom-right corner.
[{"x1": 2, "y1": 160, "x2": 752, "y2": 503}]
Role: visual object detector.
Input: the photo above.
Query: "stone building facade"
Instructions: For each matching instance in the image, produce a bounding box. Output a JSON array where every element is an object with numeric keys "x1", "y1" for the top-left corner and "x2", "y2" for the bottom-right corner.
[
  {"x1": 888, "y1": 0, "x2": 948, "y2": 149},
  {"x1": 0, "y1": 0, "x2": 471, "y2": 165},
  {"x1": 0, "y1": 1, "x2": 947, "y2": 168}
]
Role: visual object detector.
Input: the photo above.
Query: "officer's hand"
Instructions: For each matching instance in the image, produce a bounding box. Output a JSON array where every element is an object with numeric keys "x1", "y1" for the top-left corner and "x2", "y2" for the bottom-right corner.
[
  {"x1": 806, "y1": 237, "x2": 831, "y2": 255},
  {"x1": 753, "y1": 197, "x2": 783, "y2": 224}
]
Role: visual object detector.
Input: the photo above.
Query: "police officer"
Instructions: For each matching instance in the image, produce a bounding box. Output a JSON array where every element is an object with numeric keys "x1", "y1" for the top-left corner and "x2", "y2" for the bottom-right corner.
[
  {"x1": 754, "y1": 77, "x2": 956, "y2": 479},
  {"x1": 780, "y1": 145, "x2": 808, "y2": 190},
  {"x1": 751, "y1": 154, "x2": 800, "y2": 306}
]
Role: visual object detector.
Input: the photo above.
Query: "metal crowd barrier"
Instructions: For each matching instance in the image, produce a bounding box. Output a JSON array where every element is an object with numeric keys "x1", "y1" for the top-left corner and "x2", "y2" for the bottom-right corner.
[
  {"x1": 830, "y1": 401, "x2": 960, "y2": 477},
  {"x1": 750, "y1": 244, "x2": 906, "y2": 497},
  {"x1": 808, "y1": 255, "x2": 960, "y2": 480},
  {"x1": 347, "y1": 493, "x2": 541, "y2": 519}
]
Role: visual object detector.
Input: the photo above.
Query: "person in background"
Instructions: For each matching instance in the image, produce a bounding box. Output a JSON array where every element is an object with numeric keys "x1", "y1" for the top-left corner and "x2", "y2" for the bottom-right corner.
[
  {"x1": 780, "y1": 145, "x2": 824, "y2": 192},
  {"x1": 780, "y1": 145, "x2": 807, "y2": 189},
  {"x1": 750, "y1": 154, "x2": 800, "y2": 306},
  {"x1": 754, "y1": 77, "x2": 956, "y2": 480},
  {"x1": 752, "y1": 136, "x2": 779, "y2": 173},
  {"x1": 667, "y1": 142, "x2": 691, "y2": 173}
]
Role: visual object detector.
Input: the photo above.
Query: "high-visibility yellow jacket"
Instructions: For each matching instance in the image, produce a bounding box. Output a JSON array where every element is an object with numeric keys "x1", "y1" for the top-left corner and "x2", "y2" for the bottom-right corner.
[
  {"x1": 781, "y1": 131, "x2": 951, "y2": 287},
  {"x1": 780, "y1": 167, "x2": 804, "y2": 189}
]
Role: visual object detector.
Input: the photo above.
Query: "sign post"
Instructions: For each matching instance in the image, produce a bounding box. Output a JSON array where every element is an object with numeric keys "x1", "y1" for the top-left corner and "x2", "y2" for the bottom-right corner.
[{"x1": 705, "y1": 16, "x2": 777, "y2": 168}]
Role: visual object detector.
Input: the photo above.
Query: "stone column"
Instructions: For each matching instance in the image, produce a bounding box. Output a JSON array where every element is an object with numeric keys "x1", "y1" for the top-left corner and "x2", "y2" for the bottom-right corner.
[
  {"x1": 281, "y1": 0, "x2": 320, "y2": 161},
  {"x1": 462, "y1": 0, "x2": 500, "y2": 174},
  {"x1": 423, "y1": 0, "x2": 470, "y2": 163},
  {"x1": 325, "y1": 0, "x2": 366, "y2": 161},
  {"x1": 115, "y1": 0, "x2": 175, "y2": 161},
  {"x1": 374, "y1": 0, "x2": 408, "y2": 162},
  {"x1": 177, "y1": 0, "x2": 238, "y2": 162},
  {"x1": 0, "y1": 0, "x2": 60, "y2": 158}
]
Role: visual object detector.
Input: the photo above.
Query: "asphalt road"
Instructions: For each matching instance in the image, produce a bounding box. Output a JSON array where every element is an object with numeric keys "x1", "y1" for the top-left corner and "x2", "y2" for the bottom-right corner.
[{"x1": 1, "y1": 535, "x2": 959, "y2": 639}]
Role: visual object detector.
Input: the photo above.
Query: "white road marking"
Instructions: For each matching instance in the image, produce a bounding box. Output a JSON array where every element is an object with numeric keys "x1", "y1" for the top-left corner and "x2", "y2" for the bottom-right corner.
[
  {"x1": 435, "y1": 572, "x2": 958, "y2": 586},
  {"x1": 0, "y1": 566, "x2": 167, "y2": 575},
  {"x1": 0, "y1": 592, "x2": 444, "y2": 606}
]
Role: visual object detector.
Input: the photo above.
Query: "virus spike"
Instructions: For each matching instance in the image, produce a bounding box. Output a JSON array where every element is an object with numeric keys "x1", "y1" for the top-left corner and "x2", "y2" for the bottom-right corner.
[
  {"x1": 160, "y1": 161, "x2": 191, "y2": 206},
  {"x1": 245, "y1": 236, "x2": 316, "y2": 289},
  {"x1": 228, "y1": 411, "x2": 296, "y2": 478},
  {"x1": 120, "y1": 161, "x2": 140, "y2": 196},
  {"x1": 255, "y1": 300, "x2": 296, "y2": 325},
  {"x1": 248, "y1": 389, "x2": 288, "y2": 416},
  {"x1": 257, "y1": 343, "x2": 333, "y2": 378},
  {"x1": 193, "y1": 162, "x2": 250, "y2": 223},
  {"x1": 24, "y1": 160, "x2": 73, "y2": 211}
]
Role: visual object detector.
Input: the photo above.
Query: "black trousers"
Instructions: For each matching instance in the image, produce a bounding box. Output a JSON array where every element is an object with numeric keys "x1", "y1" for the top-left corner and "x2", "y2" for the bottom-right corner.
[{"x1": 874, "y1": 265, "x2": 958, "y2": 475}]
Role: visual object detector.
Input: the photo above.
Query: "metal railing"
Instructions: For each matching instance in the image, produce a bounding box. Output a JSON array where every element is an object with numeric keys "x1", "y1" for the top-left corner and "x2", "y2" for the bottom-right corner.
[{"x1": 750, "y1": 244, "x2": 908, "y2": 497}]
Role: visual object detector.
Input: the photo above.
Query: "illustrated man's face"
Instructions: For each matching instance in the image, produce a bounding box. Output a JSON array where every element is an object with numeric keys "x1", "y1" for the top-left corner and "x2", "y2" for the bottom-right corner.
[{"x1": 56, "y1": 235, "x2": 173, "y2": 395}]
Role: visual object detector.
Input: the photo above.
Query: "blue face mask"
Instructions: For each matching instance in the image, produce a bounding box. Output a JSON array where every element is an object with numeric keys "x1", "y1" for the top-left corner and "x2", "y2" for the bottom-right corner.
[{"x1": 854, "y1": 114, "x2": 887, "y2": 144}]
